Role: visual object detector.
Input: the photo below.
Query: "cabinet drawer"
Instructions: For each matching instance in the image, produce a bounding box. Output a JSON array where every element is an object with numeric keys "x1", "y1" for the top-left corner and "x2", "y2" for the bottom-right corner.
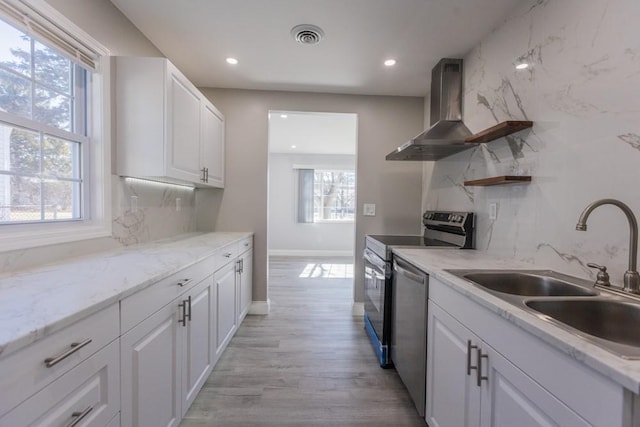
[
  {"x1": 238, "y1": 236, "x2": 252, "y2": 253},
  {"x1": 214, "y1": 243, "x2": 239, "y2": 271},
  {"x1": 0, "y1": 304, "x2": 119, "y2": 416},
  {"x1": 121, "y1": 255, "x2": 215, "y2": 333},
  {"x1": 0, "y1": 339, "x2": 119, "y2": 427}
]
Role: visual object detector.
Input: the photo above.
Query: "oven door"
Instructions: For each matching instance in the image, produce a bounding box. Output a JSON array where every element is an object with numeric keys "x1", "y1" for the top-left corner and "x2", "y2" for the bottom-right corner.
[{"x1": 363, "y1": 248, "x2": 391, "y2": 366}]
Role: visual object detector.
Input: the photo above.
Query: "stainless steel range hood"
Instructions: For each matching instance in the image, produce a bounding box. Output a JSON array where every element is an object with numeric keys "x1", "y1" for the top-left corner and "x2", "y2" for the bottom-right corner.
[{"x1": 386, "y1": 58, "x2": 474, "y2": 161}]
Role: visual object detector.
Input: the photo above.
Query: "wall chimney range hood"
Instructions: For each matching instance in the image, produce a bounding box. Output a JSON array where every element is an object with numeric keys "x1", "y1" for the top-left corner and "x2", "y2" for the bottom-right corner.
[{"x1": 386, "y1": 58, "x2": 475, "y2": 161}]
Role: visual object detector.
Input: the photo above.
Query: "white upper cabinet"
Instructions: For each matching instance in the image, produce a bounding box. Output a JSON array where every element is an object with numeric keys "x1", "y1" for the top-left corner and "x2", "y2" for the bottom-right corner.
[{"x1": 116, "y1": 57, "x2": 225, "y2": 188}]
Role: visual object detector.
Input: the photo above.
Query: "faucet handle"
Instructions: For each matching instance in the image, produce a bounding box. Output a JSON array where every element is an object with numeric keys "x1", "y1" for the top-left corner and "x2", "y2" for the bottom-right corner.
[{"x1": 587, "y1": 263, "x2": 610, "y2": 287}]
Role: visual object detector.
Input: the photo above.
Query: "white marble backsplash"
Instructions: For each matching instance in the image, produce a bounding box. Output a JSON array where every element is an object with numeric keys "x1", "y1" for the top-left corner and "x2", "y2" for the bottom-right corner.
[
  {"x1": 423, "y1": 0, "x2": 640, "y2": 285},
  {"x1": 111, "y1": 176, "x2": 197, "y2": 246},
  {"x1": 0, "y1": 176, "x2": 198, "y2": 273}
]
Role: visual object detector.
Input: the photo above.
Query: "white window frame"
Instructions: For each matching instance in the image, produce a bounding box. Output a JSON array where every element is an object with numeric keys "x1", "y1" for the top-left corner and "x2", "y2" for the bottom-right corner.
[
  {"x1": 0, "y1": 0, "x2": 111, "y2": 251},
  {"x1": 312, "y1": 169, "x2": 356, "y2": 224}
]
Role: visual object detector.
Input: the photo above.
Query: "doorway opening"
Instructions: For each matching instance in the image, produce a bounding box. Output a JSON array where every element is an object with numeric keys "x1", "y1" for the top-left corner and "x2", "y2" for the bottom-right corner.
[{"x1": 267, "y1": 110, "x2": 358, "y2": 308}]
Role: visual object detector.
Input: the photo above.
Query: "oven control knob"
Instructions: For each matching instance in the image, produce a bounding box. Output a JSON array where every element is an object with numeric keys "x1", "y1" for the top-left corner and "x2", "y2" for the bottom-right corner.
[{"x1": 448, "y1": 214, "x2": 454, "y2": 221}]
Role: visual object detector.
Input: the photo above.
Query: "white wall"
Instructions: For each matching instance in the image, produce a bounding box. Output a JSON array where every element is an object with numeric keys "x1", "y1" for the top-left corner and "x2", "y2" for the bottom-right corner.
[
  {"x1": 198, "y1": 88, "x2": 424, "y2": 303},
  {"x1": 422, "y1": 0, "x2": 640, "y2": 285},
  {"x1": 268, "y1": 153, "x2": 356, "y2": 256}
]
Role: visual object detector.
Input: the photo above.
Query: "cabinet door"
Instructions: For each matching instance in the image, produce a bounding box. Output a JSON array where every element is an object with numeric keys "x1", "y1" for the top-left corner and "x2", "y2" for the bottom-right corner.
[
  {"x1": 200, "y1": 101, "x2": 225, "y2": 187},
  {"x1": 427, "y1": 301, "x2": 481, "y2": 427},
  {"x1": 480, "y1": 346, "x2": 589, "y2": 427},
  {"x1": 166, "y1": 65, "x2": 202, "y2": 183},
  {"x1": 239, "y1": 251, "x2": 253, "y2": 321},
  {"x1": 215, "y1": 261, "x2": 237, "y2": 359},
  {"x1": 0, "y1": 340, "x2": 119, "y2": 427},
  {"x1": 121, "y1": 301, "x2": 182, "y2": 427},
  {"x1": 181, "y1": 276, "x2": 214, "y2": 414}
]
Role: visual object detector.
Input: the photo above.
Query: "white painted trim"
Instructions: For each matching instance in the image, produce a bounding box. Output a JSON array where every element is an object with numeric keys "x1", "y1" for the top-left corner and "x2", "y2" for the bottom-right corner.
[
  {"x1": 351, "y1": 302, "x2": 364, "y2": 317},
  {"x1": 248, "y1": 300, "x2": 270, "y2": 315},
  {"x1": 269, "y1": 249, "x2": 353, "y2": 257}
]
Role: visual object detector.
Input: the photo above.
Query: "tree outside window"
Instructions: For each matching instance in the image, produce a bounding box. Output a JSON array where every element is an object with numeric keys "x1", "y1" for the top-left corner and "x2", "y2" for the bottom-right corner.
[
  {"x1": 313, "y1": 170, "x2": 355, "y2": 222},
  {"x1": 0, "y1": 18, "x2": 84, "y2": 223}
]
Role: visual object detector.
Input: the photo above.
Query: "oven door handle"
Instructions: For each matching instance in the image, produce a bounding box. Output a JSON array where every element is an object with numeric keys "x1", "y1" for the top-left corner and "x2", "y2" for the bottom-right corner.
[{"x1": 364, "y1": 249, "x2": 387, "y2": 272}]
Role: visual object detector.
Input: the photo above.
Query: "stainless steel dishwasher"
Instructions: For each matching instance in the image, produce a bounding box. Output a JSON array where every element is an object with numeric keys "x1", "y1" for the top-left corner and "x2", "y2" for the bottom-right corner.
[{"x1": 391, "y1": 256, "x2": 428, "y2": 418}]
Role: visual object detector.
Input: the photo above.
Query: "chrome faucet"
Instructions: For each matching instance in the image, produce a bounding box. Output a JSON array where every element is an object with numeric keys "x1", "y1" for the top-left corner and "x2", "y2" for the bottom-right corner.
[{"x1": 576, "y1": 199, "x2": 640, "y2": 294}]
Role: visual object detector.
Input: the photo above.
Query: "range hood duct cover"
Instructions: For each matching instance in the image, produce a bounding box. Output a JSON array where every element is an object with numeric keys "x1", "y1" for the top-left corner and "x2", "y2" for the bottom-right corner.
[{"x1": 386, "y1": 58, "x2": 474, "y2": 161}]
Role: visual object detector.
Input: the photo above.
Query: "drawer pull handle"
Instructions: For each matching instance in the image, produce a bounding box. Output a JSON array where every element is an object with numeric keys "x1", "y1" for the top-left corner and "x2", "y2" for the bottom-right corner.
[
  {"x1": 44, "y1": 338, "x2": 93, "y2": 368},
  {"x1": 223, "y1": 253, "x2": 232, "y2": 258},
  {"x1": 177, "y1": 278, "x2": 192, "y2": 287},
  {"x1": 466, "y1": 340, "x2": 478, "y2": 376},
  {"x1": 244, "y1": 242, "x2": 249, "y2": 247},
  {"x1": 477, "y1": 348, "x2": 489, "y2": 387},
  {"x1": 67, "y1": 406, "x2": 93, "y2": 427},
  {"x1": 179, "y1": 298, "x2": 188, "y2": 327}
]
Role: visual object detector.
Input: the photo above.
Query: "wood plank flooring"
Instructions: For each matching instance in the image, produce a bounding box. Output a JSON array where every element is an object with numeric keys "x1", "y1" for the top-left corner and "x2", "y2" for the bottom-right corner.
[{"x1": 181, "y1": 256, "x2": 426, "y2": 426}]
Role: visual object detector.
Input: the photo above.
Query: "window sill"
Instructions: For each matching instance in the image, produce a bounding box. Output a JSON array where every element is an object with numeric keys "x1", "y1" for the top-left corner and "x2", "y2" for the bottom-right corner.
[
  {"x1": 0, "y1": 221, "x2": 112, "y2": 252},
  {"x1": 312, "y1": 220, "x2": 355, "y2": 224}
]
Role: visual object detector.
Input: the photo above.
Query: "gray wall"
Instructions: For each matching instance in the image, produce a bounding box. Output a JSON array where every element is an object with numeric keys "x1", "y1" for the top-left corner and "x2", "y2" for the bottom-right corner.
[
  {"x1": 198, "y1": 88, "x2": 424, "y2": 304},
  {"x1": 268, "y1": 153, "x2": 356, "y2": 255}
]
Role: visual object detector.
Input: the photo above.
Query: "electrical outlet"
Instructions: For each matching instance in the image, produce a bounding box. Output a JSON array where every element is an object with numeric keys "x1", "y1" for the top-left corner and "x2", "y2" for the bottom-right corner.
[
  {"x1": 130, "y1": 195, "x2": 138, "y2": 213},
  {"x1": 176, "y1": 197, "x2": 182, "y2": 212},
  {"x1": 363, "y1": 203, "x2": 376, "y2": 216},
  {"x1": 489, "y1": 202, "x2": 498, "y2": 220}
]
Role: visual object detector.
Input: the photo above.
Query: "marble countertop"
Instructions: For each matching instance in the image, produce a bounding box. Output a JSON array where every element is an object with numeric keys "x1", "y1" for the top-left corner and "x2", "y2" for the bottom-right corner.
[
  {"x1": 393, "y1": 248, "x2": 640, "y2": 393},
  {"x1": 0, "y1": 232, "x2": 252, "y2": 358}
]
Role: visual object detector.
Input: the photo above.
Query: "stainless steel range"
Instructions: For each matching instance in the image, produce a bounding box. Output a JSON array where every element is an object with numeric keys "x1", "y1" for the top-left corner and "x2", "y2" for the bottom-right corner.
[{"x1": 363, "y1": 210, "x2": 474, "y2": 367}]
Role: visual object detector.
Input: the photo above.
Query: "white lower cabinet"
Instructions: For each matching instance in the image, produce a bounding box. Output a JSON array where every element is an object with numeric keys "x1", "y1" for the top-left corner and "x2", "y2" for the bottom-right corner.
[
  {"x1": 427, "y1": 301, "x2": 588, "y2": 427},
  {"x1": 215, "y1": 260, "x2": 237, "y2": 361},
  {"x1": 238, "y1": 249, "x2": 253, "y2": 322},
  {"x1": 121, "y1": 275, "x2": 214, "y2": 427},
  {"x1": 427, "y1": 277, "x2": 628, "y2": 427},
  {"x1": 0, "y1": 339, "x2": 120, "y2": 427}
]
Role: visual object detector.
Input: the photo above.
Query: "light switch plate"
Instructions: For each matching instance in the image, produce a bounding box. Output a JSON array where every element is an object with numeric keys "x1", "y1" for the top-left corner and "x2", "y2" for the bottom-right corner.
[
  {"x1": 489, "y1": 202, "x2": 498, "y2": 220},
  {"x1": 363, "y1": 203, "x2": 376, "y2": 216}
]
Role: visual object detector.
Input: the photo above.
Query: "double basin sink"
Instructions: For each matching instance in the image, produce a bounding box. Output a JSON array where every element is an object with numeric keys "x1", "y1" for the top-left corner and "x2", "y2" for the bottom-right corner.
[{"x1": 447, "y1": 270, "x2": 640, "y2": 359}]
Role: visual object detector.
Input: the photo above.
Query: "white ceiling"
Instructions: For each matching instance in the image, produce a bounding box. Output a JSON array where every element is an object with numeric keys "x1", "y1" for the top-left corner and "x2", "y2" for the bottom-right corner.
[
  {"x1": 268, "y1": 111, "x2": 357, "y2": 155},
  {"x1": 109, "y1": 0, "x2": 521, "y2": 97}
]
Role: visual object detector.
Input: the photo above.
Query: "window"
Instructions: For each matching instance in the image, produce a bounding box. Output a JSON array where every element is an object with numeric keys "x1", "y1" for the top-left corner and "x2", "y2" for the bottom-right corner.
[
  {"x1": 0, "y1": 0, "x2": 110, "y2": 250},
  {"x1": 297, "y1": 169, "x2": 356, "y2": 223},
  {"x1": 0, "y1": 21, "x2": 86, "y2": 223}
]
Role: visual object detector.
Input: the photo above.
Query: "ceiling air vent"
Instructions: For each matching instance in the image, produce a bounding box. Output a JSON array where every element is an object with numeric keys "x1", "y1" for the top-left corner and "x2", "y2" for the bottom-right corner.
[{"x1": 291, "y1": 24, "x2": 324, "y2": 45}]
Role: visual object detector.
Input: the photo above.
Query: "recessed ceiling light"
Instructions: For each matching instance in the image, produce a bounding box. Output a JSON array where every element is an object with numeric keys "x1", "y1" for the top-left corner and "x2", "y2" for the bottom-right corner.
[
  {"x1": 384, "y1": 59, "x2": 397, "y2": 67},
  {"x1": 280, "y1": 114, "x2": 288, "y2": 118},
  {"x1": 515, "y1": 63, "x2": 529, "y2": 70},
  {"x1": 291, "y1": 145, "x2": 297, "y2": 149},
  {"x1": 226, "y1": 57, "x2": 238, "y2": 65}
]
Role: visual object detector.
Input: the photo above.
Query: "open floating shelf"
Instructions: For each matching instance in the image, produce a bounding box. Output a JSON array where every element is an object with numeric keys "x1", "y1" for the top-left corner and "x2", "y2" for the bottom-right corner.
[
  {"x1": 464, "y1": 176, "x2": 532, "y2": 187},
  {"x1": 465, "y1": 121, "x2": 533, "y2": 144}
]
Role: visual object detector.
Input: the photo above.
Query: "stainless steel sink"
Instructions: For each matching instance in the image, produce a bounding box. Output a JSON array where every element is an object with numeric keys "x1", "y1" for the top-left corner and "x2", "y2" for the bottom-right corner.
[
  {"x1": 461, "y1": 272, "x2": 598, "y2": 297},
  {"x1": 446, "y1": 269, "x2": 640, "y2": 359},
  {"x1": 525, "y1": 299, "x2": 640, "y2": 357}
]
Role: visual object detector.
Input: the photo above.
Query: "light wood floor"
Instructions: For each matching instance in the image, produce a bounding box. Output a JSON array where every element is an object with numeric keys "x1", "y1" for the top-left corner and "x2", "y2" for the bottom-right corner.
[{"x1": 181, "y1": 256, "x2": 426, "y2": 426}]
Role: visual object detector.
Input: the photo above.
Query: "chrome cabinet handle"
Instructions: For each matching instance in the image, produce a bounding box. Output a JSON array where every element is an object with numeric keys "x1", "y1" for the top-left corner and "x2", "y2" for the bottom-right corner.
[
  {"x1": 178, "y1": 298, "x2": 188, "y2": 327},
  {"x1": 200, "y1": 168, "x2": 206, "y2": 182},
  {"x1": 223, "y1": 252, "x2": 232, "y2": 258},
  {"x1": 244, "y1": 242, "x2": 249, "y2": 247},
  {"x1": 186, "y1": 295, "x2": 192, "y2": 322},
  {"x1": 205, "y1": 167, "x2": 209, "y2": 183},
  {"x1": 477, "y1": 348, "x2": 489, "y2": 386},
  {"x1": 66, "y1": 406, "x2": 93, "y2": 427},
  {"x1": 240, "y1": 258, "x2": 244, "y2": 273},
  {"x1": 466, "y1": 340, "x2": 478, "y2": 376},
  {"x1": 177, "y1": 278, "x2": 192, "y2": 287},
  {"x1": 44, "y1": 338, "x2": 93, "y2": 368}
]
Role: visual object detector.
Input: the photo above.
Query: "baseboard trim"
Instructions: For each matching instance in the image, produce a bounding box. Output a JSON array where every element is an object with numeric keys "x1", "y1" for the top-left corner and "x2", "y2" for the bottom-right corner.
[
  {"x1": 269, "y1": 249, "x2": 354, "y2": 257},
  {"x1": 249, "y1": 300, "x2": 270, "y2": 315},
  {"x1": 351, "y1": 302, "x2": 364, "y2": 317}
]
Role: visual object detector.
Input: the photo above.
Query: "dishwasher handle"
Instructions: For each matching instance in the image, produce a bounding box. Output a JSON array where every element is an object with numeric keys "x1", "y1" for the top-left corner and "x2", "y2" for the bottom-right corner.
[{"x1": 393, "y1": 259, "x2": 426, "y2": 285}]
